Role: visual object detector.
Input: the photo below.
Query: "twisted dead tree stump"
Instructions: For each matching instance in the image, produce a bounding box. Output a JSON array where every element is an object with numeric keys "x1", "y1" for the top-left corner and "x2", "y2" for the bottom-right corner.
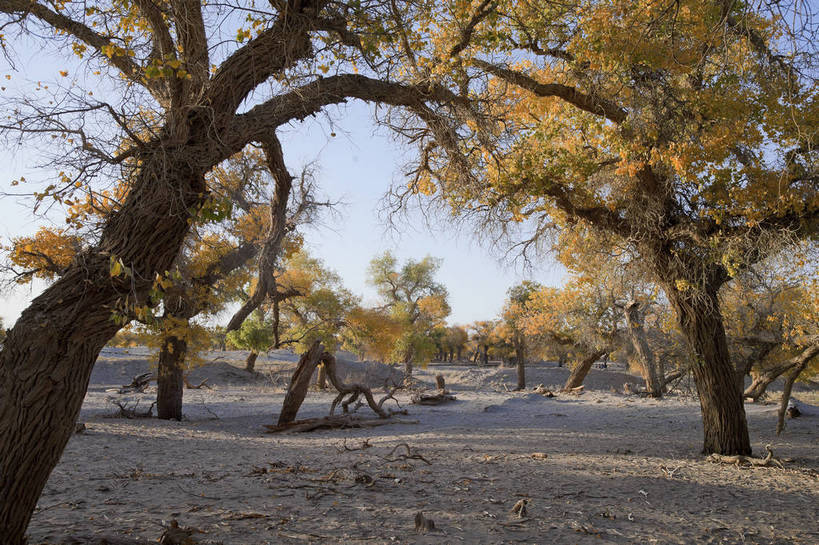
[
  {"x1": 411, "y1": 374, "x2": 456, "y2": 405},
  {"x1": 270, "y1": 342, "x2": 402, "y2": 432},
  {"x1": 322, "y1": 352, "x2": 389, "y2": 418}
]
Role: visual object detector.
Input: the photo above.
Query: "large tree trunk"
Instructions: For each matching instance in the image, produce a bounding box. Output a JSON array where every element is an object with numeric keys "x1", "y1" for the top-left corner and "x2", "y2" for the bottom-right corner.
[
  {"x1": 563, "y1": 350, "x2": 606, "y2": 391},
  {"x1": 157, "y1": 335, "x2": 187, "y2": 420},
  {"x1": 667, "y1": 285, "x2": 751, "y2": 455},
  {"x1": 624, "y1": 301, "x2": 663, "y2": 397},
  {"x1": 246, "y1": 351, "x2": 259, "y2": 373},
  {"x1": 481, "y1": 344, "x2": 489, "y2": 366},
  {"x1": 0, "y1": 152, "x2": 205, "y2": 543}
]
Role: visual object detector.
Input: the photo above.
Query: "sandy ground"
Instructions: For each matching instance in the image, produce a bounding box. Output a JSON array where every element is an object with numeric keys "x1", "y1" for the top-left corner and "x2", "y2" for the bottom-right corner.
[{"x1": 26, "y1": 348, "x2": 819, "y2": 545}]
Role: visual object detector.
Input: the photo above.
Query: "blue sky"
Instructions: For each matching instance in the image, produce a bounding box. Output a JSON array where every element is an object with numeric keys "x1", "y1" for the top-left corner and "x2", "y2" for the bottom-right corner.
[{"x1": 0, "y1": 38, "x2": 566, "y2": 328}]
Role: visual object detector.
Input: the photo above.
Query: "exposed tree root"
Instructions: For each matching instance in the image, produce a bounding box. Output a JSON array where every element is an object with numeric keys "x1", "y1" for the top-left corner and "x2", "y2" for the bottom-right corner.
[{"x1": 707, "y1": 444, "x2": 784, "y2": 468}]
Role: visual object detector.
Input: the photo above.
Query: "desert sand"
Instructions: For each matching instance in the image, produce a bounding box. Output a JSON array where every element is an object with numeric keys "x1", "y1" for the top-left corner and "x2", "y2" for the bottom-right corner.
[{"x1": 26, "y1": 348, "x2": 819, "y2": 544}]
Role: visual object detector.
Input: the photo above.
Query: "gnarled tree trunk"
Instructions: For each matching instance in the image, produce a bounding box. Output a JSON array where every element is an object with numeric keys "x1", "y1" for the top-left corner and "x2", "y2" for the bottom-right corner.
[
  {"x1": 246, "y1": 351, "x2": 259, "y2": 373},
  {"x1": 563, "y1": 350, "x2": 607, "y2": 391},
  {"x1": 515, "y1": 337, "x2": 526, "y2": 390},
  {"x1": 0, "y1": 153, "x2": 205, "y2": 543},
  {"x1": 278, "y1": 342, "x2": 324, "y2": 426},
  {"x1": 157, "y1": 335, "x2": 188, "y2": 420},
  {"x1": 666, "y1": 284, "x2": 751, "y2": 455},
  {"x1": 624, "y1": 301, "x2": 663, "y2": 397}
]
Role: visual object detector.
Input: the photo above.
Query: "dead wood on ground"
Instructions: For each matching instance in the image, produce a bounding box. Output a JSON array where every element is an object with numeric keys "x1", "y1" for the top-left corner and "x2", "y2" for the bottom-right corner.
[
  {"x1": 414, "y1": 512, "x2": 436, "y2": 533},
  {"x1": 510, "y1": 498, "x2": 529, "y2": 518},
  {"x1": 707, "y1": 444, "x2": 784, "y2": 468},
  {"x1": 411, "y1": 374, "x2": 456, "y2": 405},
  {"x1": 183, "y1": 376, "x2": 211, "y2": 389},
  {"x1": 118, "y1": 373, "x2": 154, "y2": 394},
  {"x1": 109, "y1": 400, "x2": 156, "y2": 419},
  {"x1": 159, "y1": 519, "x2": 201, "y2": 544},
  {"x1": 533, "y1": 384, "x2": 555, "y2": 397},
  {"x1": 264, "y1": 414, "x2": 418, "y2": 434}
]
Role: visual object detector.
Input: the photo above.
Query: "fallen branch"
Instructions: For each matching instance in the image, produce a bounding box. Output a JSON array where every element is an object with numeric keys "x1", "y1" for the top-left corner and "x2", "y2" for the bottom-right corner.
[
  {"x1": 183, "y1": 376, "x2": 211, "y2": 389},
  {"x1": 707, "y1": 444, "x2": 784, "y2": 468},
  {"x1": 118, "y1": 372, "x2": 154, "y2": 394},
  {"x1": 264, "y1": 414, "x2": 418, "y2": 433},
  {"x1": 533, "y1": 384, "x2": 555, "y2": 397},
  {"x1": 110, "y1": 399, "x2": 156, "y2": 419},
  {"x1": 411, "y1": 391, "x2": 456, "y2": 405},
  {"x1": 381, "y1": 443, "x2": 432, "y2": 465}
]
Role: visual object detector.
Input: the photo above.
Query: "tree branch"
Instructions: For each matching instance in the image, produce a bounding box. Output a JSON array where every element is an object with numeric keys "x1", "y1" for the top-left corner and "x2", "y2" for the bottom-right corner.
[{"x1": 472, "y1": 59, "x2": 627, "y2": 124}]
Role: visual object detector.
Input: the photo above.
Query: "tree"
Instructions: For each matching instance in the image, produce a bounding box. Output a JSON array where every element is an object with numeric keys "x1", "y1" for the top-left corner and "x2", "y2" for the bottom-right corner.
[
  {"x1": 341, "y1": 306, "x2": 403, "y2": 363},
  {"x1": 0, "y1": 1, "x2": 478, "y2": 539},
  {"x1": 469, "y1": 320, "x2": 497, "y2": 366},
  {"x1": 367, "y1": 252, "x2": 450, "y2": 376},
  {"x1": 502, "y1": 281, "x2": 542, "y2": 389},
  {"x1": 721, "y1": 248, "x2": 819, "y2": 402},
  {"x1": 227, "y1": 309, "x2": 275, "y2": 372},
  {"x1": 521, "y1": 281, "x2": 619, "y2": 391},
  {"x1": 393, "y1": 0, "x2": 818, "y2": 454},
  {"x1": 274, "y1": 250, "x2": 359, "y2": 354},
  {"x1": 4, "y1": 149, "x2": 286, "y2": 421}
]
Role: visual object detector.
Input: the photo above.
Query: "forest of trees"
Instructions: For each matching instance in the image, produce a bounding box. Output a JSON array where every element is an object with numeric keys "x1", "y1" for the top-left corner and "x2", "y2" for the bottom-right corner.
[{"x1": 0, "y1": 0, "x2": 816, "y2": 542}]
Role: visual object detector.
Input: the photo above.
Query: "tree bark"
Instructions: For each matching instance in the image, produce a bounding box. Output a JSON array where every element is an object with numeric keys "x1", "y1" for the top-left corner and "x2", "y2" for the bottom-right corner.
[
  {"x1": 0, "y1": 151, "x2": 205, "y2": 542},
  {"x1": 278, "y1": 341, "x2": 324, "y2": 426},
  {"x1": 624, "y1": 301, "x2": 663, "y2": 397},
  {"x1": 515, "y1": 338, "x2": 526, "y2": 390},
  {"x1": 157, "y1": 335, "x2": 187, "y2": 420},
  {"x1": 563, "y1": 350, "x2": 606, "y2": 391},
  {"x1": 246, "y1": 351, "x2": 259, "y2": 373},
  {"x1": 481, "y1": 344, "x2": 489, "y2": 366},
  {"x1": 316, "y1": 363, "x2": 327, "y2": 390},
  {"x1": 666, "y1": 285, "x2": 751, "y2": 455}
]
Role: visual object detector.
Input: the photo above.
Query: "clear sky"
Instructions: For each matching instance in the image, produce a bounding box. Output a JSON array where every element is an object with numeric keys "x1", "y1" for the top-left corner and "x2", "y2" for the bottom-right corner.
[{"x1": 0, "y1": 47, "x2": 566, "y2": 328}]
